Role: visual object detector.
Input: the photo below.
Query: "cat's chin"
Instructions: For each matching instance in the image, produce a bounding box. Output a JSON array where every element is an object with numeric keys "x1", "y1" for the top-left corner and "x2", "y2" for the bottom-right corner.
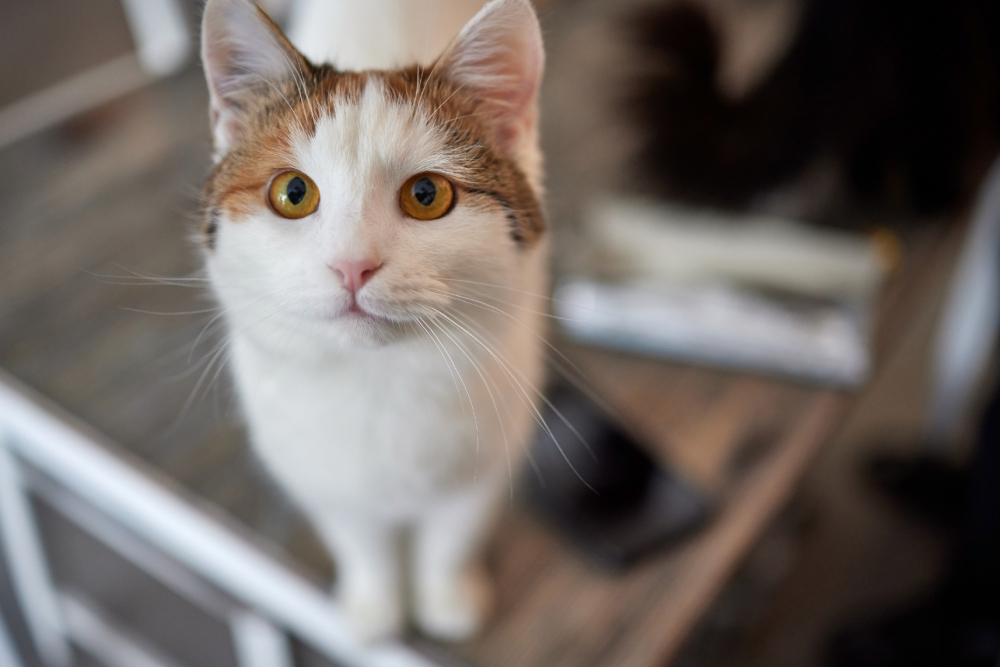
[{"x1": 307, "y1": 312, "x2": 414, "y2": 350}]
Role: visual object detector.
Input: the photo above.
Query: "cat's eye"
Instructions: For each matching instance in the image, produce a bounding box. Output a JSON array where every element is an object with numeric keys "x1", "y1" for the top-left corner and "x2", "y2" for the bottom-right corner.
[
  {"x1": 268, "y1": 170, "x2": 320, "y2": 219},
  {"x1": 399, "y1": 173, "x2": 455, "y2": 220}
]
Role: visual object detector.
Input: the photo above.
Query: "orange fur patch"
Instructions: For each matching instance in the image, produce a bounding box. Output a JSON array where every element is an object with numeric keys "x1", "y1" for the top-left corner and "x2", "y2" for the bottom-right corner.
[{"x1": 202, "y1": 59, "x2": 544, "y2": 249}]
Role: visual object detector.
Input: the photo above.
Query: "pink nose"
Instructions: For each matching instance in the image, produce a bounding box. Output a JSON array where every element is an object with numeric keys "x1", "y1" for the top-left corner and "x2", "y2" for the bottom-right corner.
[{"x1": 329, "y1": 258, "x2": 382, "y2": 294}]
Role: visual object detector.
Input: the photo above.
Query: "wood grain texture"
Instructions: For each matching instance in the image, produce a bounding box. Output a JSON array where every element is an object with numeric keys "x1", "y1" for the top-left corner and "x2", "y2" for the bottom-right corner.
[
  {"x1": 449, "y1": 223, "x2": 958, "y2": 667},
  {"x1": 0, "y1": 39, "x2": 963, "y2": 667}
]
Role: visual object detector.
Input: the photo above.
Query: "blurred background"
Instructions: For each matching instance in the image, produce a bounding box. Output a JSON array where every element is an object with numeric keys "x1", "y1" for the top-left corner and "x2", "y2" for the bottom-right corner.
[{"x1": 0, "y1": 0, "x2": 998, "y2": 666}]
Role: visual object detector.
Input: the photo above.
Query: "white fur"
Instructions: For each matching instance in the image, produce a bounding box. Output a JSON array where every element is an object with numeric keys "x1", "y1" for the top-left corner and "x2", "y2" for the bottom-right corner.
[
  {"x1": 287, "y1": 0, "x2": 488, "y2": 70},
  {"x1": 201, "y1": 0, "x2": 303, "y2": 155},
  {"x1": 201, "y1": 0, "x2": 546, "y2": 643}
]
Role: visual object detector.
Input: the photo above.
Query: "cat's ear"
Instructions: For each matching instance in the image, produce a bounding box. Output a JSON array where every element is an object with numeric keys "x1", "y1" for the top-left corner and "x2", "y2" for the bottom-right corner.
[
  {"x1": 201, "y1": 0, "x2": 308, "y2": 154},
  {"x1": 437, "y1": 0, "x2": 544, "y2": 156}
]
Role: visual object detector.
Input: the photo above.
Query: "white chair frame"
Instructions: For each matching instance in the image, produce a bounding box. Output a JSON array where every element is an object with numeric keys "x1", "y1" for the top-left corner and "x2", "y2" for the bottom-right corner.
[{"x1": 0, "y1": 370, "x2": 437, "y2": 667}]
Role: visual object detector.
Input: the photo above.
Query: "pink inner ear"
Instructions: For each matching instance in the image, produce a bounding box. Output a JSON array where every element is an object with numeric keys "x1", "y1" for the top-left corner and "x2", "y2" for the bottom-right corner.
[
  {"x1": 496, "y1": 48, "x2": 543, "y2": 150},
  {"x1": 201, "y1": 0, "x2": 305, "y2": 152},
  {"x1": 439, "y1": 0, "x2": 544, "y2": 154}
]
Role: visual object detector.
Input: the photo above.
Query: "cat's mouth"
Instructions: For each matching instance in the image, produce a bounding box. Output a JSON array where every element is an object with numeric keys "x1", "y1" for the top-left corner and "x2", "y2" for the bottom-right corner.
[
  {"x1": 342, "y1": 294, "x2": 389, "y2": 320},
  {"x1": 311, "y1": 293, "x2": 435, "y2": 327},
  {"x1": 335, "y1": 298, "x2": 395, "y2": 324},
  {"x1": 339, "y1": 307, "x2": 381, "y2": 322}
]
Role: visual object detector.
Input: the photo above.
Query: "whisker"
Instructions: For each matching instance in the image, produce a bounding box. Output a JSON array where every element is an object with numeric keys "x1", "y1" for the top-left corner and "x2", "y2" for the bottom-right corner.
[
  {"x1": 429, "y1": 288, "x2": 583, "y2": 324},
  {"x1": 429, "y1": 81, "x2": 469, "y2": 118},
  {"x1": 441, "y1": 279, "x2": 634, "y2": 321},
  {"x1": 188, "y1": 286, "x2": 297, "y2": 364},
  {"x1": 439, "y1": 277, "x2": 559, "y2": 302},
  {"x1": 430, "y1": 307, "x2": 596, "y2": 492},
  {"x1": 90, "y1": 280, "x2": 206, "y2": 288},
  {"x1": 108, "y1": 263, "x2": 210, "y2": 282},
  {"x1": 414, "y1": 317, "x2": 468, "y2": 419},
  {"x1": 416, "y1": 316, "x2": 481, "y2": 461},
  {"x1": 231, "y1": 65, "x2": 296, "y2": 116},
  {"x1": 440, "y1": 112, "x2": 482, "y2": 125},
  {"x1": 173, "y1": 299, "x2": 294, "y2": 426},
  {"x1": 428, "y1": 317, "x2": 512, "y2": 497},
  {"x1": 120, "y1": 307, "x2": 219, "y2": 316},
  {"x1": 177, "y1": 343, "x2": 230, "y2": 422},
  {"x1": 432, "y1": 286, "x2": 627, "y2": 423},
  {"x1": 85, "y1": 266, "x2": 211, "y2": 289},
  {"x1": 444, "y1": 307, "x2": 599, "y2": 463},
  {"x1": 430, "y1": 287, "x2": 593, "y2": 386}
]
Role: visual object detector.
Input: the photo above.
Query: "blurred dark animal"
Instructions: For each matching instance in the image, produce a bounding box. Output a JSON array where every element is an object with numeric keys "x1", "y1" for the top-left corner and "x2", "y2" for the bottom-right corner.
[{"x1": 628, "y1": 0, "x2": 1000, "y2": 215}]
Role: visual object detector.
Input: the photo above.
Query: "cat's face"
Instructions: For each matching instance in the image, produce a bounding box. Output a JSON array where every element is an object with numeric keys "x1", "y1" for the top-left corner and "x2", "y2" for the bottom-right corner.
[{"x1": 200, "y1": 0, "x2": 544, "y2": 350}]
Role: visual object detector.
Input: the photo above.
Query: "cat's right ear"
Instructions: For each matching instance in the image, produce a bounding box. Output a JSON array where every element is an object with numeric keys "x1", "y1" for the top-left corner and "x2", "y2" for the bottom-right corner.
[
  {"x1": 436, "y1": 0, "x2": 544, "y2": 157},
  {"x1": 201, "y1": 0, "x2": 308, "y2": 155}
]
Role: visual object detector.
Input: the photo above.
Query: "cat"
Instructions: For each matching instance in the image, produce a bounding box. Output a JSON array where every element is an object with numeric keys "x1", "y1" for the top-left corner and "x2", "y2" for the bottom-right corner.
[
  {"x1": 627, "y1": 0, "x2": 1000, "y2": 217},
  {"x1": 199, "y1": 0, "x2": 546, "y2": 643}
]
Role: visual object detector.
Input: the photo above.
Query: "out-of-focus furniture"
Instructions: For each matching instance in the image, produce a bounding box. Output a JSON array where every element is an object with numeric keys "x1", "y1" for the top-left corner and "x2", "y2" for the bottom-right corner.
[
  {"x1": 450, "y1": 221, "x2": 962, "y2": 667},
  {"x1": 0, "y1": 0, "x2": 971, "y2": 665},
  {"x1": 0, "y1": 0, "x2": 188, "y2": 150},
  {"x1": 0, "y1": 59, "x2": 965, "y2": 665},
  {"x1": 928, "y1": 156, "x2": 1000, "y2": 447}
]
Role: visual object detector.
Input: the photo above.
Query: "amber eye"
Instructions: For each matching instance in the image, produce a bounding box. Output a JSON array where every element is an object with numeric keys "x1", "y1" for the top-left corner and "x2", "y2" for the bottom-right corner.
[
  {"x1": 268, "y1": 170, "x2": 320, "y2": 219},
  {"x1": 400, "y1": 172, "x2": 455, "y2": 220}
]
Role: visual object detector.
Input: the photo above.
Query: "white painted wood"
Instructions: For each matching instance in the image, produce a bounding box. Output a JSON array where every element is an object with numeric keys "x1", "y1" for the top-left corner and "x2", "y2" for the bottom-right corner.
[
  {"x1": 0, "y1": 0, "x2": 189, "y2": 150},
  {"x1": 0, "y1": 55, "x2": 149, "y2": 150},
  {"x1": 0, "y1": 370, "x2": 436, "y2": 667},
  {"x1": 0, "y1": 441, "x2": 70, "y2": 667},
  {"x1": 929, "y1": 155, "x2": 1000, "y2": 445},
  {"x1": 60, "y1": 591, "x2": 186, "y2": 667},
  {"x1": 119, "y1": 0, "x2": 191, "y2": 76},
  {"x1": 27, "y1": 470, "x2": 236, "y2": 620},
  {"x1": 230, "y1": 612, "x2": 293, "y2": 667},
  {"x1": 0, "y1": 609, "x2": 25, "y2": 667}
]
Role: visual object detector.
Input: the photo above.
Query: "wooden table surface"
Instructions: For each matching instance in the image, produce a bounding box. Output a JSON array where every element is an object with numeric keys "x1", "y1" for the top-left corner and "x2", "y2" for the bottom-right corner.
[
  {"x1": 450, "y1": 213, "x2": 961, "y2": 667},
  {"x1": 0, "y1": 51, "x2": 964, "y2": 667}
]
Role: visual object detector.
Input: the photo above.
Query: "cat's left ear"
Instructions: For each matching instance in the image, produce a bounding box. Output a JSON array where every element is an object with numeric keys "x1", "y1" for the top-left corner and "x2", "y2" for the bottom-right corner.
[
  {"x1": 437, "y1": 0, "x2": 544, "y2": 156},
  {"x1": 201, "y1": 0, "x2": 309, "y2": 154}
]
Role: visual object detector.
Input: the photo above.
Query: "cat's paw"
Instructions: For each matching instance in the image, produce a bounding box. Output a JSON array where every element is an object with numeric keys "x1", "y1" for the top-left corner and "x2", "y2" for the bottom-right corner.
[
  {"x1": 342, "y1": 593, "x2": 405, "y2": 644},
  {"x1": 413, "y1": 566, "x2": 493, "y2": 642}
]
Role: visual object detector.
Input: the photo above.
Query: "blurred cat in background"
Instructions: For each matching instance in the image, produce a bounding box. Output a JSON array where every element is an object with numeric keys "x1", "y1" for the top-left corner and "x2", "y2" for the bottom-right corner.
[
  {"x1": 199, "y1": 0, "x2": 546, "y2": 642},
  {"x1": 629, "y1": 0, "x2": 1000, "y2": 218}
]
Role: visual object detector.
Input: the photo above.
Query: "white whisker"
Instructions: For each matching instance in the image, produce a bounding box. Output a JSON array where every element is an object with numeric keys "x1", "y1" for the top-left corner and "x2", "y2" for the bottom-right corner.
[
  {"x1": 428, "y1": 316, "x2": 511, "y2": 497},
  {"x1": 416, "y1": 316, "x2": 481, "y2": 461},
  {"x1": 432, "y1": 286, "x2": 625, "y2": 423},
  {"x1": 120, "y1": 307, "x2": 219, "y2": 316},
  {"x1": 430, "y1": 307, "x2": 596, "y2": 492}
]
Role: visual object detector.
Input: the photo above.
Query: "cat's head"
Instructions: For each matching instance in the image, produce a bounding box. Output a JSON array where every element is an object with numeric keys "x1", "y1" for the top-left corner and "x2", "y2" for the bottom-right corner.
[{"x1": 200, "y1": 0, "x2": 545, "y2": 351}]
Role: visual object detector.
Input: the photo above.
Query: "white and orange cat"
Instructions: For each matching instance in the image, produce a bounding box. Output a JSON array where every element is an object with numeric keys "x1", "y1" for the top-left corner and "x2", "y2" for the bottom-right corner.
[{"x1": 199, "y1": 0, "x2": 546, "y2": 643}]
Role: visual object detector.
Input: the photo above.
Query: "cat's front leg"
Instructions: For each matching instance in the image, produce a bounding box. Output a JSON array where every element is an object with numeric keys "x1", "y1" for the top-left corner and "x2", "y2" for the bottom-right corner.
[
  {"x1": 412, "y1": 482, "x2": 503, "y2": 641},
  {"x1": 312, "y1": 512, "x2": 404, "y2": 643}
]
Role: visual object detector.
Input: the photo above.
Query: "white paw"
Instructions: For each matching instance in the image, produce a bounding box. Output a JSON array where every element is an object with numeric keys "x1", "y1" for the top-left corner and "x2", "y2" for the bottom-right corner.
[
  {"x1": 414, "y1": 567, "x2": 493, "y2": 642},
  {"x1": 341, "y1": 592, "x2": 404, "y2": 644}
]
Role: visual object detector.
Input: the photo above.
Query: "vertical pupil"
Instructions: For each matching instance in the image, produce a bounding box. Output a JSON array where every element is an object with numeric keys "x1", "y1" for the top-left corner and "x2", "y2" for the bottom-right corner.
[
  {"x1": 286, "y1": 176, "x2": 307, "y2": 206},
  {"x1": 413, "y1": 177, "x2": 437, "y2": 206}
]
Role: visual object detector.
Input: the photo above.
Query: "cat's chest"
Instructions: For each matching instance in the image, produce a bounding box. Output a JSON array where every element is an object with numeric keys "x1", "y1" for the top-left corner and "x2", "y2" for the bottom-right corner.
[{"x1": 230, "y1": 339, "x2": 487, "y2": 504}]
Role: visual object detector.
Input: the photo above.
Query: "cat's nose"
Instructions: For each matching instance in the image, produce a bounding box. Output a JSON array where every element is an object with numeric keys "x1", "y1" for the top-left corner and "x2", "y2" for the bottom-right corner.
[{"x1": 329, "y1": 258, "x2": 382, "y2": 294}]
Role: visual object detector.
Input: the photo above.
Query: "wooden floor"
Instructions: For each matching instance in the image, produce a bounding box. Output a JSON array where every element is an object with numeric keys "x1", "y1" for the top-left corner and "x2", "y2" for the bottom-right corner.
[
  {"x1": 450, "y1": 224, "x2": 961, "y2": 667},
  {"x1": 0, "y1": 68, "x2": 334, "y2": 575},
  {"x1": 0, "y1": 1, "x2": 967, "y2": 666}
]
